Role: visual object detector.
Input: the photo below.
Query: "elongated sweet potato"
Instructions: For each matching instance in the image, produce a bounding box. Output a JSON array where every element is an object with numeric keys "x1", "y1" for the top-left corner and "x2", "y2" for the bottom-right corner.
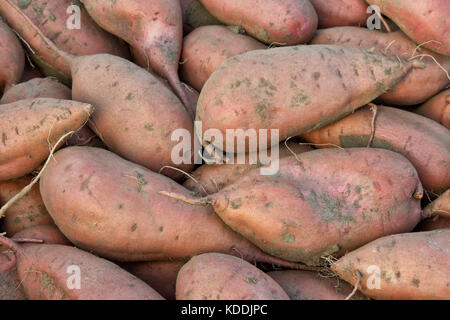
[
  {"x1": 367, "y1": 0, "x2": 450, "y2": 56},
  {"x1": 0, "y1": 250, "x2": 25, "y2": 300},
  {"x1": 301, "y1": 105, "x2": 450, "y2": 193},
  {"x1": 12, "y1": 225, "x2": 71, "y2": 246},
  {"x1": 0, "y1": 0, "x2": 130, "y2": 83},
  {"x1": 418, "y1": 216, "x2": 450, "y2": 231},
  {"x1": 162, "y1": 148, "x2": 423, "y2": 265},
  {"x1": 311, "y1": 27, "x2": 450, "y2": 105},
  {"x1": 268, "y1": 270, "x2": 367, "y2": 300},
  {"x1": 198, "y1": 0, "x2": 318, "y2": 45},
  {"x1": 0, "y1": 78, "x2": 71, "y2": 105},
  {"x1": 310, "y1": 0, "x2": 368, "y2": 28},
  {"x1": 0, "y1": 18, "x2": 24, "y2": 93},
  {"x1": 181, "y1": 0, "x2": 222, "y2": 30},
  {"x1": 0, "y1": 77, "x2": 98, "y2": 147},
  {"x1": 0, "y1": 237, "x2": 165, "y2": 300},
  {"x1": 414, "y1": 89, "x2": 449, "y2": 129},
  {"x1": 423, "y1": 190, "x2": 450, "y2": 219},
  {"x1": 121, "y1": 261, "x2": 185, "y2": 300},
  {"x1": 39, "y1": 146, "x2": 300, "y2": 269},
  {"x1": 197, "y1": 45, "x2": 412, "y2": 153},
  {"x1": 176, "y1": 253, "x2": 290, "y2": 300},
  {"x1": 183, "y1": 142, "x2": 312, "y2": 196},
  {"x1": 80, "y1": 0, "x2": 192, "y2": 114},
  {"x1": 332, "y1": 230, "x2": 450, "y2": 300},
  {"x1": 0, "y1": 176, "x2": 54, "y2": 236},
  {"x1": 4, "y1": 6, "x2": 195, "y2": 179},
  {"x1": 181, "y1": 25, "x2": 266, "y2": 91},
  {"x1": 0, "y1": 98, "x2": 93, "y2": 181}
]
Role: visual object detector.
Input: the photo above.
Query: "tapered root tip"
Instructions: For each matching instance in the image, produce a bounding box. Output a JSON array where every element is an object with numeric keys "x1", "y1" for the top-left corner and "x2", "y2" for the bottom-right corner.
[{"x1": 157, "y1": 191, "x2": 210, "y2": 206}]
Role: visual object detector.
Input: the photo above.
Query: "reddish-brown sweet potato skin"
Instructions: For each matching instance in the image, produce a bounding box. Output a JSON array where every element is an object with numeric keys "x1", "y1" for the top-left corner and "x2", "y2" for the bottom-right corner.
[
  {"x1": 2, "y1": 241, "x2": 165, "y2": 300},
  {"x1": 122, "y1": 261, "x2": 185, "y2": 300},
  {"x1": 205, "y1": 148, "x2": 422, "y2": 265},
  {"x1": 197, "y1": 45, "x2": 412, "y2": 153},
  {"x1": 39, "y1": 147, "x2": 296, "y2": 267},
  {"x1": 176, "y1": 253, "x2": 290, "y2": 300},
  {"x1": 181, "y1": 25, "x2": 266, "y2": 91},
  {"x1": 198, "y1": 0, "x2": 318, "y2": 45},
  {"x1": 310, "y1": 0, "x2": 368, "y2": 28},
  {"x1": 12, "y1": 225, "x2": 71, "y2": 246},
  {"x1": 301, "y1": 105, "x2": 450, "y2": 193},
  {"x1": 268, "y1": 270, "x2": 367, "y2": 300},
  {"x1": 418, "y1": 216, "x2": 450, "y2": 231},
  {"x1": 367, "y1": 0, "x2": 450, "y2": 56},
  {"x1": 332, "y1": 230, "x2": 450, "y2": 300},
  {"x1": 181, "y1": 0, "x2": 222, "y2": 30},
  {"x1": 0, "y1": 0, "x2": 130, "y2": 82},
  {"x1": 183, "y1": 143, "x2": 312, "y2": 196},
  {"x1": 414, "y1": 90, "x2": 450, "y2": 129},
  {"x1": 310, "y1": 27, "x2": 450, "y2": 105},
  {"x1": 0, "y1": 250, "x2": 26, "y2": 300},
  {"x1": 80, "y1": 0, "x2": 191, "y2": 113},
  {"x1": 0, "y1": 78, "x2": 71, "y2": 105},
  {"x1": 0, "y1": 19, "x2": 24, "y2": 93},
  {"x1": 423, "y1": 189, "x2": 450, "y2": 219},
  {"x1": 0, "y1": 176, "x2": 54, "y2": 236},
  {"x1": 0, "y1": 98, "x2": 93, "y2": 180},
  {"x1": 69, "y1": 54, "x2": 194, "y2": 180}
]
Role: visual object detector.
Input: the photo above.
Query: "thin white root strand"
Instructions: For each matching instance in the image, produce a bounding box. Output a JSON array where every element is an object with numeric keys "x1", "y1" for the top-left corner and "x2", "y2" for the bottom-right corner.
[
  {"x1": 376, "y1": 12, "x2": 391, "y2": 33},
  {"x1": 159, "y1": 166, "x2": 209, "y2": 196},
  {"x1": 367, "y1": 103, "x2": 378, "y2": 148},
  {"x1": 284, "y1": 137, "x2": 302, "y2": 164},
  {"x1": 384, "y1": 40, "x2": 396, "y2": 54},
  {"x1": 345, "y1": 271, "x2": 362, "y2": 300},
  {"x1": 409, "y1": 54, "x2": 450, "y2": 80},
  {"x1": 0, "y1": 131, "x2": 74, "y2": 219},
  {"x1": 411, "y1": 40, "x2": 442, "y2": 58}
]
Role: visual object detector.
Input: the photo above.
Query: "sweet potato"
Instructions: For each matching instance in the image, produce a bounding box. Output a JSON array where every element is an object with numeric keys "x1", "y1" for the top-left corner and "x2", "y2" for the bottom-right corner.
[
  {"x1": 162, "y1": 148, "x2": 423, "y2": 265},
  {"x1": 183, "y1": 142, "x2": 312, "y2": 196},
  {"x1": 20, "y1": 63, "x2": 42, "y2": 83},
  {"x1": 181, "y1": 25, "x2": 266, "y2": 91},
  {"x1": 0, "y1": 78, "x2": 71, "y2": 105},
  {"x1": 0, "y1": 237, "x2": 165, "y2": 300},
  {"x1": 0, "y1": 98, "x2": 93, "y2": 181},
  {"x1": 301, "y1": 105, "x2": 450, "y2": 193},
  {"x1": 310, "y1": 0, "x2": 369, "y2": 28},
  {"x1": 68, "y1": 53, "x2": 195, "y2": 179},
  {"x1": 0, "y1": 77, "x2": 98, "y2": 147},
  {"x1": 332, "y1": 230, "x2": 450, "y2": 300},
  {"x1": 80, "y1": 0, "x2": 193, "y2": 114},
  {"x1": 311, "y1": 27, "x2": 450, "y2": 105},
  {"x1": 12, "y1": 225, "x2": 71, "y2": 246},
  {"x1": 0, "y1": 18, "x2": 24, "y2": 93},
  {"x1": 121, "y1": 261, "x2": 185, "y2": 300},
  {"x1": 176, "y1": 253, "x2": 290, "y2": 300},
  {"x1": 181, "y1": 0, "x2": 222, "y2": 30},
  {"x1": 0, "y1": 176, "x2": 54, "y2": 236},
  {"x1": 5, "y1": 7, "x2": 195, "y2": 179},
  {"x1": 418, "y1": 216, "x2": 450, "y2": 231},
  {"x1": 367, "y1": 0, "x2": 450, "y2": 56},
  {"x1": 0, "y1": 250, "x2": 25, "y2": 300},
  {"x1": 39, "y1": 146, "x2": 300, "y2": 269},
  {"x1": 423, "y1": 190, "x2": 450, "y2": 219},
  {"x1": 197, "y1": 45, "x2": 412, "y2": 153},
  {"x1": 0, "y1": 0, "x2": 130, "y2": 83},
  {"x1": 198, "y1": 0, "x2": 318, "y2": 45},
  {"x1": 268, "y1": 270, "x2": 367, "y2": 300},
  {"x1": 414, "y1": 89, "x2": 450, "y2": 129}
]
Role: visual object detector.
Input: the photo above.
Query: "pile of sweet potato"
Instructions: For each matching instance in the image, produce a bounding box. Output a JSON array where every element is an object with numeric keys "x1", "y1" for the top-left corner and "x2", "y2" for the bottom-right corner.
[{"x1": 0, "y1": 0, "x2": 449, "y2": 301}]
